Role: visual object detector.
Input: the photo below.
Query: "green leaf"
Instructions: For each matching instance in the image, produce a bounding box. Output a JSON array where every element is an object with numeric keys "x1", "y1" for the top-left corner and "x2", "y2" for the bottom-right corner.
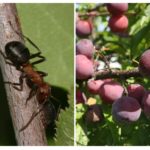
[
  {"x1": 76, "y1": 122, "x2": 89, "y2": 146},
  {"x1": 130, "y1": 23, "x2": 150, "y2": 58},
  {"x1": 54, "y1": 88, "x2": 74, "y2": 146},
  {"x1": 76, "y1": 104, "x2": 87, "y2": 120},
  {"x1": 144, "y1": 5, "x2": 150, "y2": 16},
  {"x1": 129, "y1": 16, "x2": 150, "y2": 35},
  {"x1": 130, "y1": 5, "x2": 150, "y2": 35}
]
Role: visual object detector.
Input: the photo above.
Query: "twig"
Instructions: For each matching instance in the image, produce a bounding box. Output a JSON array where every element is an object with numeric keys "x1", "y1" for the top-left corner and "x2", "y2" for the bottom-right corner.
[
  {"x1": 95, "y1": 68, "x2": 141, "y2": 80},
  {"x1": 78, "y1": 11, "x2": 136, "y2": 17},
  {"x1": 0, "y1": 4, "x2": 47, "y2": 145}
]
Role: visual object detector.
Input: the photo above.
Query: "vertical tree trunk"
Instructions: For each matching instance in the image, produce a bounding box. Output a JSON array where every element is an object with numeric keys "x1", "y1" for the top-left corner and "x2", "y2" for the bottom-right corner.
[{"x1": 0, "y1": 4, "x2": 47, "y2": 145}]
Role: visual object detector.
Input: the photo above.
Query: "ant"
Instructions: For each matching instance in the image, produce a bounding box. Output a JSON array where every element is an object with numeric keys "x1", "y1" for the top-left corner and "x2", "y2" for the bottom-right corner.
[{"x1": 0, "y1": 22, "x2": 57, "y2": 131}]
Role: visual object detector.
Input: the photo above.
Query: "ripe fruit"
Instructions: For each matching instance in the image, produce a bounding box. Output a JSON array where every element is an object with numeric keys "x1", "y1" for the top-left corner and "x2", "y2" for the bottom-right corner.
[
  {"x1": 142, "y1": 91, "x2": 150, "y2": 117},
  {"x1": 112, "y1": 96, "x2": 141, "y2": 123},
  {"x1": 108, "y1": 15, "x2": 128, "y2": 33},
  {"x1": 76, "y1": 54, "x2": 94, "y2": 80},
  {"x1": 85, "y1": 104, "x2": 104, "y2": 123},
  {"x1": 87, "y1": 79, "x2": 104, "y2": 94},
  {"x1": 76, "y1": 90, "x2": 86, "y2": 104},
  {"x1": 107, "y1": 3, "x2": 128, "y2": 15},
  {"x1": 76, "y1": 39, "x2": 95, "y2": 58},
  {"x1": 76, "y1": 20, "x2": 92, "y2": 37},
  {"x1": 127, "y1": 84, "x2": 145, "y2": 104},
  {"x1": 139, "y1": 49, "x2": 150, "y2": 76},
  {"x1": 99, "y1": 80, "x2": 124, "y2": 104}
]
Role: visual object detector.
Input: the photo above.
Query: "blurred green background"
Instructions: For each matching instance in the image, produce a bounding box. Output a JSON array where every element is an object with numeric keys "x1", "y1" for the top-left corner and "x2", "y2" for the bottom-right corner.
[{"x1": 0, "y1": 3, "x2": 74, "y2": 145}]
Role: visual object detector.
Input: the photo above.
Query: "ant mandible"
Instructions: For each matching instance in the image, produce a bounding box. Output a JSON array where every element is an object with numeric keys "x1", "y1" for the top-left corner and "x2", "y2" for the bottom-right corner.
[{"x1": 0, "y1": 22, "x2": 56, "y2": 131}]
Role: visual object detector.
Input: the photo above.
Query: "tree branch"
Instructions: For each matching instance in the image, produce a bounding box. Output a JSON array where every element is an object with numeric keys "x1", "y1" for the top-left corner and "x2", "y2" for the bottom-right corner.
[
  {"x1": 0, "y1": 4, "x2": 47, "y2": 145},
  {"x1": 95, "y1": 68, "x2": 142, "y2": 80},
  {"x1": 78, "y1": 11, "x2": 136, "y2": 17}
]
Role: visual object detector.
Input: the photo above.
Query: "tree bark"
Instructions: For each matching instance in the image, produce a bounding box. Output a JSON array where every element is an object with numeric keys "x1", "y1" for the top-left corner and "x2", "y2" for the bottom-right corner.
[{"x1": 0, "y1": 4, "x2": 47, "y2": 145}]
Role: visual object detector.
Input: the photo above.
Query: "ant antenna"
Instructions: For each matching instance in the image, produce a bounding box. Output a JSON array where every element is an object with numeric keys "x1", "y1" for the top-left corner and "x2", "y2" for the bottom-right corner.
[{"x1": 8, "y1": 21, "x2": 42, "y2": 53}]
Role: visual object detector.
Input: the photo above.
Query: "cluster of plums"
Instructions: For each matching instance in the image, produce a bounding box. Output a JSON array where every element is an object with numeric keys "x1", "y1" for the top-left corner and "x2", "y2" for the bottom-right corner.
[
  {"x1": 76, "y1": 3, "x2": 150, "y2": 124},
  {"x1": 76, "y1": 3, "x2": 129, "y2": 37},
  {"x1": 76, "y1": 3, "x2": 129, "y2": 80},
  {"x1": 107, "y1": 3, "x2": 128, "y2": 33},
  {"x1": 76, "y1": 7, "x2": 95, "y2": 80},
  {"x1": 77, "y1": 77, "x2": 150, "y2": 123},
  {"x1": 76, "y1": 39, "x2": 95, "y2": 80}
]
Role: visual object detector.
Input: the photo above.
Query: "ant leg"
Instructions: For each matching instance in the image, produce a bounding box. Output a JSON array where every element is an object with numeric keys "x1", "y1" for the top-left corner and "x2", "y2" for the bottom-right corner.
[
  {"x1": 19, "y1": 101, "x2": 48, "y2": 132},
  {"x1": 0, "y1": 50, "x2": 8, "y2": 59},
  {"x1": 25, "y1": 88, "x2": 37, "y2": 105},
  {"x1": 30, "y1": 54, "x2": 46, "y2": 66},
  {"x1": 37, "y1": 71, "x2": 48, "y2": 77},
  {"x1": 21, "y1": 35, "x2": 41, "y2": 53},
  {"x1": 9, "y1": 21, "x2": 42, "y2": 53},
  {"x1": 4, "y1": 72, "x2": 26, "y2": 91},
  {"x1": 4, "y1": 81, "x2": 22, "y2": 91},
  {"x1": 0, "y1": 51, "x2": 13, "y2": 66},
  {"x1": 16, "y1": 33, "x2": 46, "y2": 65}
]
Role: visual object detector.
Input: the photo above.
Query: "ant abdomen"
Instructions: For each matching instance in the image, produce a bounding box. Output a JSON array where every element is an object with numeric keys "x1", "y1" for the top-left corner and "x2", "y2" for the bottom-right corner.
[{"x1": 5, "y1": 41, "x2": 30, "y2": 66}]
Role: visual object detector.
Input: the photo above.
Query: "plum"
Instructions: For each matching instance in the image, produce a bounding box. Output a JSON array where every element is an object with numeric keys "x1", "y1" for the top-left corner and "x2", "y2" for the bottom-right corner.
[
  {"x1": 99, "y1": 80, "x2": 124, "y2": 104},
  {"x1": 85, "y1": 104, "x2": 104, "y2": 123},
  {"x1": 112, "y1": 96, "x2": 141, "y2": 123},
  {"x1": 107, "y1": 3, "x2": 128, "y2": 15},
  {"x1": 127, "y1": 84, "x2": 145, "y2": 104},
  {"x1": 76, "y1": 20, "x2": 92, "y2": 37},
  {"x1": 139, "y1": 49, "x2": 150, "y2": 76},
  {"x1": 87, "y1": 79, "x2": 104, "y2": 94},
  {"x1": 109, "y1": 15, "x2": 128, "y2": 33},
  {"x1": 142, "y1": 91, "x2": 150, "y2": 117},
  {"x1": 76, "y1": 39, "x2": 95, "y2": 58},
  {"x1": 76, "y1": 54, "x2": 94, "y2": 80}
]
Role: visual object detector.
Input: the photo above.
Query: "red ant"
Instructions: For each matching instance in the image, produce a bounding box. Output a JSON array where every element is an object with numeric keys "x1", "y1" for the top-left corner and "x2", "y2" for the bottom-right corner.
[{"x1": 0, "y1": 23, "x2": 57, "y2": 131}]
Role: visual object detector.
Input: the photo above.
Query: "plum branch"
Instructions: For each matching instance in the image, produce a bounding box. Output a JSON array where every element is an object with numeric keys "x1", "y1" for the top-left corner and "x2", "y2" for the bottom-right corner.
[
  {"x1": 78, "y1": 11, "x2": 136, "y2": 18},
  {"x1": 95, "y1": 68, "x2": 142, "y2": 80}
]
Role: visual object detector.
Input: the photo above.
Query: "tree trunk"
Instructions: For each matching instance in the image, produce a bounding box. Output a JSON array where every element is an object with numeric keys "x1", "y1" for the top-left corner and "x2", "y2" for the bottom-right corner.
[{"x1": 0, "y1": 4, "x2": 47, "y2": 146}]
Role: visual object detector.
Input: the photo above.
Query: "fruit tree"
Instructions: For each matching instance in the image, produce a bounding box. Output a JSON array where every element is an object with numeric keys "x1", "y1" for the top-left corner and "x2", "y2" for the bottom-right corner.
[{"x1": 76, "y1": 3, "x2": 150, "y2": 146}]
